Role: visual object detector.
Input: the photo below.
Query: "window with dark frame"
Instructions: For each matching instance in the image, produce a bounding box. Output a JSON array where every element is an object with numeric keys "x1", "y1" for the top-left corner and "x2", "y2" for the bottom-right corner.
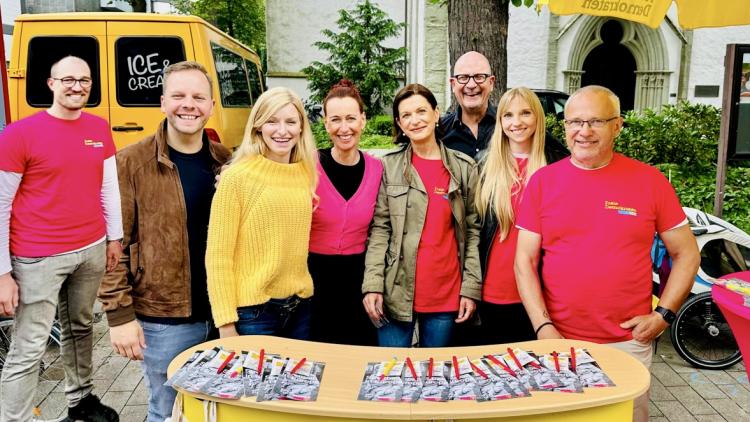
[
  {"x1": 26, "y1": 36, "x2": 101, "y2": 107},
  {"x1": 245, "y1": 59, "x2": 264, "y2": 103},
  {"x1": 115, "y1": 37, "x2": 186, "y2": 106},
  {"x1": 211, "y1": 42, "x2": 252, "y2": 107}
]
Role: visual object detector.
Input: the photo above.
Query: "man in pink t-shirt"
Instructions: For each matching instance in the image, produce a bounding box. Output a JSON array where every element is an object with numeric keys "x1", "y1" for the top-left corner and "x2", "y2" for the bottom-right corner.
[
  {"x1": 515, "y1": 86, "x2": 699, "y2": 422},
  {"x1": 0, "y1": 56, "x2": 122, "y2": 421}
]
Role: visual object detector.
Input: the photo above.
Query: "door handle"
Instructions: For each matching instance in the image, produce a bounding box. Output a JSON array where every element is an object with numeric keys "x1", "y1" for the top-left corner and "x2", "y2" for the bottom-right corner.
[{"x1": 112, "y1": 125, "x2": 144, "y2": 132}]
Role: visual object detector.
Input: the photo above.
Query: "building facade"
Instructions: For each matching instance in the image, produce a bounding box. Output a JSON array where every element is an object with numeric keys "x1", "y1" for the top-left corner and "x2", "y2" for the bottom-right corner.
[{"x1": 267, "y1": 1, "x2": 750, "y2": 112}]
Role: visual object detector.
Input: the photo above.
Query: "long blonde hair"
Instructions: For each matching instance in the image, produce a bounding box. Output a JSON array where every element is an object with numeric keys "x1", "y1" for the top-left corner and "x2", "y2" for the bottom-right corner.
[
  {"x1": 475, "y1": 87, "x2": 547, "y2": 241},
  {"x1": 233, "y1": 87, "x2": 318, "y2": 194}
]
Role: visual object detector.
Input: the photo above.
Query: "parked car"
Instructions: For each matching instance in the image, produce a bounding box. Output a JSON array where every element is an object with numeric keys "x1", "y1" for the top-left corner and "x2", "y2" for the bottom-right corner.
[
  {"x1": 7, "y1": 12, "x2": 264, "y2": 150},
  {"x1": 532, "y1": 88, "x2": 569, "y2": 119}
]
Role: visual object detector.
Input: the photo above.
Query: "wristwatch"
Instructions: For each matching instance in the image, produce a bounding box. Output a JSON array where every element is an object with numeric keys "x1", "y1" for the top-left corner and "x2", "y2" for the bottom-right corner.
[{"x1": 654, "y1": 305, "x2": 676, "y2": 325}]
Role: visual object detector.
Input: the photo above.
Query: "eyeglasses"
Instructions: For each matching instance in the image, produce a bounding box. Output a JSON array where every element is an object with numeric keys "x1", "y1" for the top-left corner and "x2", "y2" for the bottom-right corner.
[
  {"x1": 563, "y1": 116, "x2": 619, "y2": 129},
  {"x1": 452, "y1": 73, "x2": 491, "y2": 84},
  {"x1": 52, "y1": 77, "x2": 93, "y2": 88}
]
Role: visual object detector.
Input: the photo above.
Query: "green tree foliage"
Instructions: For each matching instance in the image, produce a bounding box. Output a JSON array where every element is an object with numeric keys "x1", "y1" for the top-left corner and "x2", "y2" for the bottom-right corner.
[
  {"x1": 302, "y1": 0, "x2": 407, "y2": 114},
  {"x1": 172, "y1": 0, "x2": 266, "y2": 51}
]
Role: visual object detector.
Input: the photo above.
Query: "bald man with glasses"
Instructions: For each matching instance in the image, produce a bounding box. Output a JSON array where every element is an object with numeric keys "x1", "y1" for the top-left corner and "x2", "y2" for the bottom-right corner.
[{"x1": 514, "y1": 85, "x2": 699, "y2": 422}]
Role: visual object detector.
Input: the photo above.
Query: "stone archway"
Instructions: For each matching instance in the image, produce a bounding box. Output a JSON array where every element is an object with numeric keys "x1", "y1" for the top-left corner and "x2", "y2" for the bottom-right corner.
[{"x1": 564, "y1": 16, "x2": 671, "y2": 111}]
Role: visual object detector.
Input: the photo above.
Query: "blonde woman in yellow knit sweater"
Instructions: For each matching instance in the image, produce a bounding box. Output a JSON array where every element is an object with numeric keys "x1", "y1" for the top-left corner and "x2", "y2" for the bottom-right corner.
[{"x1": 206, "y1": 87, "x2": 318, "y2": 339}]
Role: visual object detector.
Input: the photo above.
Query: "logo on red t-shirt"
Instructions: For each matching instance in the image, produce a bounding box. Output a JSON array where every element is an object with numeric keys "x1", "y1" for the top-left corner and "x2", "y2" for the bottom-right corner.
[
  {"x1": 84, "y1": 139, "x2": 104, "y2": 148},
  {"x1": 604, "y1": 200, "x2": 638, "y2": 216}
]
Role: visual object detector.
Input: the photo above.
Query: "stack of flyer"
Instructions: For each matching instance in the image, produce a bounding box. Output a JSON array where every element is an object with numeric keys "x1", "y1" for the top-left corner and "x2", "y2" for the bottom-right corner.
[
  {"x1": 357, "y1": 347, "x2": 614, "y2": 403},
  {"x1": 166, "y1": 347, "x2": 325, "y2": 401}
]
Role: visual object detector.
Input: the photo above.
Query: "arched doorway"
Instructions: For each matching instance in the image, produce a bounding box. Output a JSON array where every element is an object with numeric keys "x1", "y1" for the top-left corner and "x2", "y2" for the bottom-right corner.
[
  {"x1": 563, "y1": 16, "x2": 672, "y2": 111},
  {"x1": 581, "y1": 20, "x2": 636, "y2": 111}
]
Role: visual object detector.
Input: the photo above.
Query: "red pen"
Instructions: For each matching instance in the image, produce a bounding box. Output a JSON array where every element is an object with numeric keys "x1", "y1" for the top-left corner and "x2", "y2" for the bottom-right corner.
[
  {"x1": 551, "y1": 351, "x2": 560, "y2": 372},
  {"x1": 216, "y1": 351, "x2": 235, "y2": 374},
  {"x1": 469, "y1": 361, "x2": 488, "y2": 379},
  {"x1": 452, "y1": 356, "x2": 460, "y2": 379},
  {"x1": 405, "y1": 357, "x2": 418, "y2": 380},
  {"x1": 428, "y1": 357, "x2": 434, "y2": 378},
  {"x1": 257, "y1": 348, "x2": 265, "y2": 375},
  {"x1": 484, "y1": 354, "x2": 517, "y2": 377},
  {"x1": 508, "y1": 348, "x2": 541, "y2": 369},
  {"x1": 290, "y1": 357, "x2": 307, "y2": 374},
  {"x1": 570, "y1": 347, "x2": 577, "y2": 372}
]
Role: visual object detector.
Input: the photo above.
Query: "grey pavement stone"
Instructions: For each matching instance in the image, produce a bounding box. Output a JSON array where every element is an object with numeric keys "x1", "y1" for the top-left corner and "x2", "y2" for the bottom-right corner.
[
  {"x1": 92, "y1": 355, "x2": 129, "y2": 380},
  {"x1": 666, "y1": 386, "x2": 717, "y2": 415},
  {"x1": 37, "y1": 391, "x2": 67, "y2": 420},
  {"x1": 649, "y1": 401, "x2": 664, "y2": 417},
  {"x1": 706, "y1": 398, "x2": 750, "y2": 422},
  {"x1": 109, "y1": 360, "x2": 143, "y2": 392},
  {"x1": 717, "y1": 383, "x2": 750, "y2": 413},
  {"x1": 127, "y1": 378, "x2": 149, "y2": 406},
  {"x1": 101, "y1": 390, "x2": 133, "y2": 414},
  {"x1": 119, "y1": 404, "x2": 148, "y2": 422},
  {"x1": 653, "y1": 400, "x2": 698, "y2": 422},
  {"x1": 92, "y1": 376, "x2": 116, "y2": 397},
  {"x1": 649, "y1": 417, "x2": 669, "y2": 422},
  {"x1": 724, "y1": 371, "x2": 749, "y2": 386},
  {"x1": 652, "y1": 362, "x2": 688, "y2": 386},
  {"x1": 680, "y1": 372, "x2": 728, "y2": 400},
  {"x1": 700, "y1": 370, "x2": 738, "y2": 385},
  {"x1": 651, "y1": 375, "x2": 676, "y2": 401},
  {"x1": 694, "y1": 415, "x2": 728, "y2": 421}
]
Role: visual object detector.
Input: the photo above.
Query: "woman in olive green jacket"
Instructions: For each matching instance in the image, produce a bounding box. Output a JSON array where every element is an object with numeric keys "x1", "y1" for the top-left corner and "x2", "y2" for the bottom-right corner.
[{"x1": 362, "y1": 84, "x2": 482, "y2": 347}]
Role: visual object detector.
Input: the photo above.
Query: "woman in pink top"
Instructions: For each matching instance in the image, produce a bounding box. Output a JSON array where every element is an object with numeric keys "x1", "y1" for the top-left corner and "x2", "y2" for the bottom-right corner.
[
  {"x1": 475, "y1": 87, "x2": 565, "y2": 344},
  {"x1": 308, "y1": 80, "x2": 383, "y2": 345}
]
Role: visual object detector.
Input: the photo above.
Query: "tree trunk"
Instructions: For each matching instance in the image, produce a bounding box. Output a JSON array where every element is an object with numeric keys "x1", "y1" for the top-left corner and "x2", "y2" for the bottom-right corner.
[
  {"x1": 129, "y1": 0, "x2": 147, "y2": 12},
  {"x1": 448, "y1": 0, "x2": 509, "y2": 108}
]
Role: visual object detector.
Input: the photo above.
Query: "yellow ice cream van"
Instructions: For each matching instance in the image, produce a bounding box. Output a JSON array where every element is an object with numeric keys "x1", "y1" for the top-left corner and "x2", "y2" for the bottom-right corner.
[{"x1": 6, "y1": 12, "x2": 264, "y2": 150}]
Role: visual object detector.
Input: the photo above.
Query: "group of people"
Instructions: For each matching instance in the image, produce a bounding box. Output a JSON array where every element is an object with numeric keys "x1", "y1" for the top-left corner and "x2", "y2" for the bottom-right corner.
[{"x1": 0, "y1": 50, "x2": 700, "y2": 422}]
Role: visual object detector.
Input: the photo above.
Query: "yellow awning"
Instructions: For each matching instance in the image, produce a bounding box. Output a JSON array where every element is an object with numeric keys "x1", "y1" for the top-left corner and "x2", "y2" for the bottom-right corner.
[{"x1": 546, "y1": 0, "x2": 750, "y2": 30}]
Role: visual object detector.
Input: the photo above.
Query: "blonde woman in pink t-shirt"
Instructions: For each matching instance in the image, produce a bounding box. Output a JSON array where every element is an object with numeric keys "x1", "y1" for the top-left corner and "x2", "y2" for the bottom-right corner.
[{"x1": 475, "y1": 87, "x2": 566, "y2": 344}]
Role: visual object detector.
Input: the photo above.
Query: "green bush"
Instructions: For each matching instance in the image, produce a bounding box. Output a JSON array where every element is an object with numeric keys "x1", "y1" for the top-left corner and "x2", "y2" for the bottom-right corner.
[
  {"x1": 617, "y1": 102, "x2": 719, "y2": 171},
  {"x1": 365, "y1": 115, "x2": 395, "y2": 137}
]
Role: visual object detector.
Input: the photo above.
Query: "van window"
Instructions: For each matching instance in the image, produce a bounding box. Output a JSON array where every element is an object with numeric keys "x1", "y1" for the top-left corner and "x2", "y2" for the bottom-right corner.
[
  {"x1": 211, "y1": 42, "x2": 251, "y2": 107},
  {"x1": 246, "y1": 60, "x2": 263, "y2": 102},
  {"x1": 115, "y1": 37, "x2": 186, "y2": 106},
  {"x1": 26, "y1": 36, "x2": 101, "y2": 107}
]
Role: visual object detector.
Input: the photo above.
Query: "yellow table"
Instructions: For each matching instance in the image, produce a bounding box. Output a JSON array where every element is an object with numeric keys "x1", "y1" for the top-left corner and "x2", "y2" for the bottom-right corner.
[{"x1": 167, "y1": 337, "x2": 649, "y2": 421}]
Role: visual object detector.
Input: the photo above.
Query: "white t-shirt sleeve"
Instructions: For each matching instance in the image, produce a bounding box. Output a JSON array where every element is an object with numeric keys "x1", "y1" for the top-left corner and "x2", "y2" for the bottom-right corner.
[
  {"x1": 102, "y1": 156, "x2": 124, "y2": 241},
  {"x1": 0, "y1": 171, "x2": 22, "y2": 275}
]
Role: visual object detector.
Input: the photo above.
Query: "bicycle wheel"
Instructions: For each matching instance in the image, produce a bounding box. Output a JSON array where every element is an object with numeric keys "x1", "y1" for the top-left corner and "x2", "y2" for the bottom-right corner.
[
  {"x1": 670, "y1": 292, "x2": 742, "y2": 370},
  {"x1": 0, "y1": 316, "x2": 64, "y2": 380}
]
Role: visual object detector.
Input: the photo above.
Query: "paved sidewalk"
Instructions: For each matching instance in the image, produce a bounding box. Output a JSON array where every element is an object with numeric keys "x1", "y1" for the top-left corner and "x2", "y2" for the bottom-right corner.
[{"x1": 26, "y1": 317, "x2": 750, "y2": 422}]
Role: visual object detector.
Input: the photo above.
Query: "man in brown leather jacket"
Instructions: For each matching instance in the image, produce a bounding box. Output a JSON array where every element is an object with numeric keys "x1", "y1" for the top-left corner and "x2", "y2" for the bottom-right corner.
[{"x1": 97, "y1": 61, "x2": 231, "y2": 422}]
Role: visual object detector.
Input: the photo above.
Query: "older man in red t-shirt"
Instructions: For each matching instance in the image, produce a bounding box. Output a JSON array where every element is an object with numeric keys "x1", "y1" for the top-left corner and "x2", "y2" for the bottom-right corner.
[{"x1": 515, "y1": 85, "x2": 699, "y2": 422}]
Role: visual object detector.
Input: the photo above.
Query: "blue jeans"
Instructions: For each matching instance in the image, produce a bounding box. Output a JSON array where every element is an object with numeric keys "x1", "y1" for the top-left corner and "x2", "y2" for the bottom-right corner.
[
  {"x1": 377, "y1": 312, "x2": 456, "y2": 348},
  {"x1": 1, "y1": 241, "x2": 105, "y2": 421},
  {"x1": 139, "y1": 320, "x2": 213, "y2": 422},
  {"x1": 235, "y1": 296, "x2": 311, "y2": 340}
]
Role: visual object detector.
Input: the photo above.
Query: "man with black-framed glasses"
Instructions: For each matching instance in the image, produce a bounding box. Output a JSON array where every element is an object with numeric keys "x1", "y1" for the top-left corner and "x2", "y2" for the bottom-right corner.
[
  {"x1": 0, "y1": 55, "x2": 122, "y2": 421},
  {"x1": 515, "y1": 85, "x2": 699, "y2": 422},
  {"x1": 440, "y1": 51, "x2": 497, "y2": 159}
]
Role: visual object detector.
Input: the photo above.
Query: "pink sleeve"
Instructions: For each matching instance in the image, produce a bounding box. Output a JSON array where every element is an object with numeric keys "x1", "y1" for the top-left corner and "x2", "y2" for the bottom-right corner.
[
  {"x1": 0, "y1": 124, "x2": 28, "y2": 173},
  {"x1": 653, "y1": 170, "x2": 686, "y2": 233},
  {"x1": 516, "y1": 172, "x2": 542, "y2": 234}
]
